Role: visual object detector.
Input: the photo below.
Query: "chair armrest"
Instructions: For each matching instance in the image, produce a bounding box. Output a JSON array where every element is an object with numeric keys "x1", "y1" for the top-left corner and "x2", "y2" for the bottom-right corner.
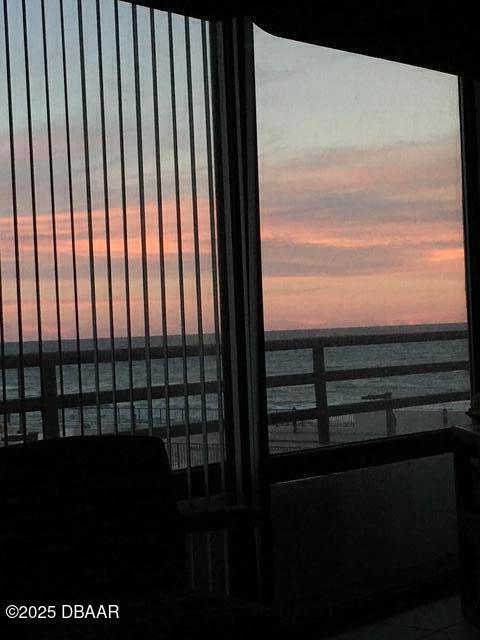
[{"x1": 180, "y1": 506, "x2": 262, "y2": 533}]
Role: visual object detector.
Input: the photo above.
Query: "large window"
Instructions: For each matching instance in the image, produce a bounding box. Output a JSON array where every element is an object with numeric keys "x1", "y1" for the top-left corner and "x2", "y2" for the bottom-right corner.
[
  {"x1": 254, "y1": 27, "x2": 469, "y2": 449},
  {"x1": 0, "y1": 1, "x2": 224, "y2": 478}
]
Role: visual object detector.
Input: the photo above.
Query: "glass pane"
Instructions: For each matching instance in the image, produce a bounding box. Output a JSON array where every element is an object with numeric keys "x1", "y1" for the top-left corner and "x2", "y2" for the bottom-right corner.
[{"x1": 254, "y1": 26, "x2": 469, "y2": 450}]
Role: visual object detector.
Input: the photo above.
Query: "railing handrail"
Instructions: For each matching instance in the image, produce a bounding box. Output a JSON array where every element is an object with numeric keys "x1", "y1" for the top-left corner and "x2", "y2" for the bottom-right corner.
[
  {"x1": 264, "y1": 328, "x2": 468, "y2": 351},
  {"x1": 0, "y1": 328, "x2": 469, "y2": 369}
]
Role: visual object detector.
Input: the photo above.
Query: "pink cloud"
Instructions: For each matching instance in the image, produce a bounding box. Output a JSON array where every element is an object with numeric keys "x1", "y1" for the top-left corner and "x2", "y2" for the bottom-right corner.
[
  {"x1": 259, "y1": 139, "x2": 466, "y2": 328},
  {"x1": 0, "y1": 137, "x2": 466, "y2": 337}
]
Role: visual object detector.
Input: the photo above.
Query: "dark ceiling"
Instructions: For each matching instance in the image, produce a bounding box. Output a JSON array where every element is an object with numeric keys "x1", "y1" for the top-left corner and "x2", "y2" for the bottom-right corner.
[{"x1": 133, "y1": 1, "x2": 480, "y2": 78}]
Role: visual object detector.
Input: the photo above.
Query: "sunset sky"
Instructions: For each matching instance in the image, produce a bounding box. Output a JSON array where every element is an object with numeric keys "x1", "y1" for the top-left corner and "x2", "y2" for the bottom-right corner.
[
  {"x1": 0, "y1": 0, "x2": 467, "y2": 342},
  {"x1": 0, "y1": 1, "x2": 216, "y2": 341},
  {"x1": 255, "y1": 26, "x2": 466, "y2": 330}
]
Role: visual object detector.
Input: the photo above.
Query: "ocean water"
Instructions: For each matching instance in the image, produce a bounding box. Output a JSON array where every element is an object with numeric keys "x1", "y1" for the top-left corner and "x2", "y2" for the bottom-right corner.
[{"x1": 1, "y1": 322, "x2": 470, "y2": 433}]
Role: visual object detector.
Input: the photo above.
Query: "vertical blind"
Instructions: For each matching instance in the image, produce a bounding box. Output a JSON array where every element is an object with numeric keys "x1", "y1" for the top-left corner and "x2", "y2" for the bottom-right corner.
[{"x1": 0, "y1": 0, "x2": 225, "y2": 498}]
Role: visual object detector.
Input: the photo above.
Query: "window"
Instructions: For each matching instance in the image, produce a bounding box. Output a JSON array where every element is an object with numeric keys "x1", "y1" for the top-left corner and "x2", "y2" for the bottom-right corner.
[
  {"x1": 254, "y1": 26, "x2": 469, "y2": 450},
  {"x1": 0, "y1": 1, "x2": 224, "y2": 478}
]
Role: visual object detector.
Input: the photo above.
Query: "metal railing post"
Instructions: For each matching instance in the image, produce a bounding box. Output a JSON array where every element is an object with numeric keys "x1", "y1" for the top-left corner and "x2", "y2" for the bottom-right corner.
[
  {"x1": 313, "y1": 345, "x2": 330, "y2": 444},
  {"x1": 362, "y1": 392, "x2": 397, "y2": 436},
  {"x1": 443, "y1": 408, "x2": 449, "y2": 426},
  {"x1": 385, "y1": 392, "x2": 397, "y2": 436},
  {"x1": 40, "y1": 356, "x2": 59, "y2": 439}
]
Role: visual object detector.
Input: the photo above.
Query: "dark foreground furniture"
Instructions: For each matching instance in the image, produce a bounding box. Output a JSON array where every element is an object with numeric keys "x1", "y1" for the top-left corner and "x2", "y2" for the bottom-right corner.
[{"x1": 0, "y1": 435, "x2": 278, "y2": 639}]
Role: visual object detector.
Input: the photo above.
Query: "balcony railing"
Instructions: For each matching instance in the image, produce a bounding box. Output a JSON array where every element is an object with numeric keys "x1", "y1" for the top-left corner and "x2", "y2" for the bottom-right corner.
[
  {"x1": 264, "y1": 327, "x2": 469, "y2": 443},
  {"x1": 0, "y1": 328, "x2": 470, "y2": 460}
]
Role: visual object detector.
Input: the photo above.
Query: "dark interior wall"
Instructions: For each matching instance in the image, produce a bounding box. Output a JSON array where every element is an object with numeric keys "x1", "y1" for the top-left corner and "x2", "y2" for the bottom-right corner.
[
  {"x1": 133, "y1": 2, "x2": 480, "y2": 79},
  {"x1": 271, "y1": 453, "x2": 458, "y2": 619}
]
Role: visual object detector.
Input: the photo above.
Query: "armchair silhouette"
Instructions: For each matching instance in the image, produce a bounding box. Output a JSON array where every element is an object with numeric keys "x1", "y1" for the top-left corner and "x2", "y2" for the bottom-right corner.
[{"x1": 0, "y1": 435, "x2": 278, "y2": 639}]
